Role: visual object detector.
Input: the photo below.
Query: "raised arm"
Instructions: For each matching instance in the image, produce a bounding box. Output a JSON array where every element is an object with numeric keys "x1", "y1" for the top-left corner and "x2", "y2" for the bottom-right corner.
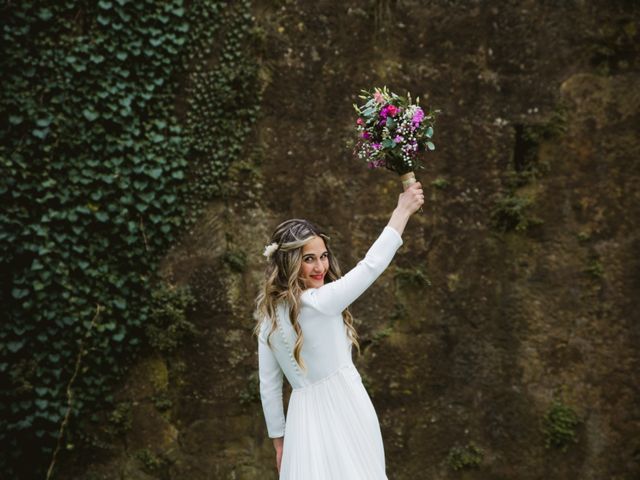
[
  {"x1": 302, "y1": 225, "x2": 402, "y2": 315},
  {"x1": 302, "y1": 182, "x2": 424, "y2": 316}
]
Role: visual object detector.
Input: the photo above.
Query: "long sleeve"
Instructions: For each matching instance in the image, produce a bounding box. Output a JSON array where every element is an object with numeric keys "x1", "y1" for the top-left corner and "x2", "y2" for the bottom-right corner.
[
  {"x1": 302, "y1": 225, "x2": 403, "y2": 316},
  {"x1": 258, "y1": 330, "x2": 286, "y2": 438}
]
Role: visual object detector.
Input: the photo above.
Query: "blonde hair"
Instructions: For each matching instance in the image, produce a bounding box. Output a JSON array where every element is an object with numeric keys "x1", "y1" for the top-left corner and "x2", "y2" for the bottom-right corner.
[{"x1": 253, "y1": 219, "x2": 360, "y2": 370}]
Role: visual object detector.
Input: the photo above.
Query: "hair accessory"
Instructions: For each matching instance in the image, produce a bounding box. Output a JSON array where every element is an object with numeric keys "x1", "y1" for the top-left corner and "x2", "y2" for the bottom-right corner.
[{"x1": 263, "y1": 242, "x2": 279, "y2": 259}]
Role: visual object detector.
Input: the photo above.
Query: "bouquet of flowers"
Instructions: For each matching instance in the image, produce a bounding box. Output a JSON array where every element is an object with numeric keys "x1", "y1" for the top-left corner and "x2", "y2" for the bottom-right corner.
[{"x1": 353, "y1": 86, "x2": 438, "y2": 189}]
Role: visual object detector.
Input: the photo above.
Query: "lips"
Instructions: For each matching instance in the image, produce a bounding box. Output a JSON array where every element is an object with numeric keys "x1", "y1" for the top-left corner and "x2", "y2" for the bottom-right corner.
[{"x1": 311, "y1": 274, "x2": 324, "y2": 281}]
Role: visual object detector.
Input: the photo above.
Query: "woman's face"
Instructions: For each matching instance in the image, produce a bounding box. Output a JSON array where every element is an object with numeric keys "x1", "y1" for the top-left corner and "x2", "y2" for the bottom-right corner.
[{"x1": 300, "y1": 236, "x2": 329, "y2": 289}]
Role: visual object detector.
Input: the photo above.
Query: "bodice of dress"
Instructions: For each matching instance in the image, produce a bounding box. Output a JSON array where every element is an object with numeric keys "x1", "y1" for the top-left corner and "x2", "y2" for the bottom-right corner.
[{"x1": 257, "y1": 225, "x2": 403, "y2": 438}]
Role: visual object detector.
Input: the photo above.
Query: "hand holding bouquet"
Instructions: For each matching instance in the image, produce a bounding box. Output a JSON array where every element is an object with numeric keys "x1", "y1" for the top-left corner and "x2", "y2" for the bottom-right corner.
[{"x1": 353, "y1": 86, "x2": 439, "y2": 190}]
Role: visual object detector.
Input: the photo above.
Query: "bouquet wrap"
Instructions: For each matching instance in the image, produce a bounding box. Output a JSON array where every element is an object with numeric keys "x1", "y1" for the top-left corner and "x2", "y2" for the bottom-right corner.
[{"x1": 399, "y1": 171, "x2": 417, "y2": 191}]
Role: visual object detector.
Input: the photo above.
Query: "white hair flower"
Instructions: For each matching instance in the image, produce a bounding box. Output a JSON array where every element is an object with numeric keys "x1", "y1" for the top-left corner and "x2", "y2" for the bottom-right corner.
[{"x1": 263, "y1": 242, "x2": 279, "y2": 259}]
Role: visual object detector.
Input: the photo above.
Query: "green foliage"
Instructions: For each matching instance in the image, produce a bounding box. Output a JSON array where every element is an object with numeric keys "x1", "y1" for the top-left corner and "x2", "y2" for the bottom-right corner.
[
  {"x1": 371, "y1": 325, "x2": 394, "y2": 345},
  {"x1": 145, "y1": 284, "x2": 197, "y2": 353},
  {"x1": 490, "y1": 194, "x2": 544, "y2": 233},
  {"x1": 0, "y1": 1, "x2": 259, "y2": 477},
  {"x1": 370, "y1": 325, "x2": 394, "y2": 347},
  {"x1": 182, "y1": 1, "x2": 261, "y2": 218},
  {"x1": 584, "y1": 257, "x2": 604, "y2": 278},
  {"x1": 360, "y1": 372, "x2": 376, "y2": 398},
  {"x1": 521, "y1": 105, "x2": 568, "y2": 145},
  {"x1": 589, "y1": 20, "x2": 639, "y2": 75},
  {"x1": 542, "y1": 399, "x2": 581, "y2": 452},
  {"x1": 576, "y1": 230, "x2": 591, "y2": 243},
  {"x1": 491, "y1": 104, "x2": 569, "y2": 234},
  {"x1": 151, "y1": 391, "x2": 173, "y2": 412},
  {"x1": 431, "y1": 176, "x2": 449, "y2": 189},
  {"x1": 503, "y1": 162, "x2": 550, "y2": 190},
  {"x1": 239, "y1": 372, "x2": 260, "y2": 405},
  {"x1": 222, "y1": 249, "x2": 248, "y2": 273},
  {"x1": 446, "y1": 441, "x2": 484, "y2": 470},
  {"x1": 134, "y1": 447, "x2": 167, "y2": 473},
  {"x1": 107, "y1": 402, "x2": 133, "y2": 437},
  {"x1": 394, "y1": 266, "x2": 432, "y2": 288}
]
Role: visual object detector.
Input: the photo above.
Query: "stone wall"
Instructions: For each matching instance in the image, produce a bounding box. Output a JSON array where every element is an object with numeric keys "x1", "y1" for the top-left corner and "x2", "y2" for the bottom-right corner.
[{"x1": 64, "y1": 1, "x2": 639, "y2": 478}]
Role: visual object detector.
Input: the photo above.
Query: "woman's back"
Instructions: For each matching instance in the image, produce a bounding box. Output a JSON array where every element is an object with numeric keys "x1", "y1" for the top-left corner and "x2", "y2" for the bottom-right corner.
[{"x1": 258, "y1": 294, "x2": 355, "y2": 388}]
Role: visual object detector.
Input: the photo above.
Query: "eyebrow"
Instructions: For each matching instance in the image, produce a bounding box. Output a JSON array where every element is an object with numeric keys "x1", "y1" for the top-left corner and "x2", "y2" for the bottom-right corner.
[{"x1": 303, "y1": 251, "x2": 329, "y2": 258}]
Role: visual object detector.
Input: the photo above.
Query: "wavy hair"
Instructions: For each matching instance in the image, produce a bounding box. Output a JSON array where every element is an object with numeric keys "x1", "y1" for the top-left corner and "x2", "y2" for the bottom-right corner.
[{"x1": 253, "y1": 219, "x2": 360, "y2": 370}]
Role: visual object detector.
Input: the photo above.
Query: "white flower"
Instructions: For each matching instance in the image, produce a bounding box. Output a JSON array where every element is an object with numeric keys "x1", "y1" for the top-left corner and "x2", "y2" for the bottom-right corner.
[{"x1": 263, "y1": 242, "x2": 278, "y2": 258}]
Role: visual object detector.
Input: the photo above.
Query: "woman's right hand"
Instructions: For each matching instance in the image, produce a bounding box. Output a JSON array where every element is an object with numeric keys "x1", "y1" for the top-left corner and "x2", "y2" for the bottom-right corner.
[
  {"x1": 397, "y1": 181, "x2": 424, "y2": 215},
  {"x1": 387, "y1": 181, "x2": 424, "y2": 236}
]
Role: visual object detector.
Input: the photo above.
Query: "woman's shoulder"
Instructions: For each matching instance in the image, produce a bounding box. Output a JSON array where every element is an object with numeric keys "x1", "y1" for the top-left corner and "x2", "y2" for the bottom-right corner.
[
  {"x1": 300, "y1": 288, "x2": 319, "y2": 303},
  {"x1": 299, "y1": 287, "x2": 337, "y2": 315}
]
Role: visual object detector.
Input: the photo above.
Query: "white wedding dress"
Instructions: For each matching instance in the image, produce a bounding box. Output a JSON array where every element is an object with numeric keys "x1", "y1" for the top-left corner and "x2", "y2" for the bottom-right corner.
[{"x1": 258, "y1": 225, "x2": 403, "y2": 479}]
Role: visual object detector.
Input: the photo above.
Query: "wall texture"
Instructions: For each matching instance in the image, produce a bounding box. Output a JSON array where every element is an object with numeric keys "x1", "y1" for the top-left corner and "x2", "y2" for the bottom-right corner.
[{"x1": 62, "y1": 1, "x2": 639, "y2": 478}]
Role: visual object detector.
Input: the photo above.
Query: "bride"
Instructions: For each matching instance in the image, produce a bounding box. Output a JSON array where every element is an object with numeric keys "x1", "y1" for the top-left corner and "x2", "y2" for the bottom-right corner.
[{"x1": 254, "y1": 182, "x2": 424, "y2": 479}]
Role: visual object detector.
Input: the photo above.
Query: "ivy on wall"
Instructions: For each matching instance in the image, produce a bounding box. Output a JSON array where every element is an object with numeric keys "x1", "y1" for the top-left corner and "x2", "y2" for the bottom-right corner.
[
  {"x1": 0, "y1": 0, "x2": 259, "y2": 478},
  {"x1": 183, "y1": 1, "x2": 261, "y2": 217}
]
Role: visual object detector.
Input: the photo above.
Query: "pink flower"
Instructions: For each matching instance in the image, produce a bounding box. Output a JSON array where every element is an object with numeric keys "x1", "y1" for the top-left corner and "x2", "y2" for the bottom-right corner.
[
  {"x1": 374, "y1": 91, "x2": 384, "y2": 104},
  {"x1": 380, "y1": 104, "x2": 398, "y2": 119},
  {"x1": 412, "y1": 107, "x2": 424, "y2": 125},
  {"x1": 356, "y1": 118, "x2": 364, "y2": 125},
  {"x1": 393, "y1": 135, "x2": 404, "y2": 143},
  {"x1": 372, "y1": 142, "x2": 381, "y2": 149}
]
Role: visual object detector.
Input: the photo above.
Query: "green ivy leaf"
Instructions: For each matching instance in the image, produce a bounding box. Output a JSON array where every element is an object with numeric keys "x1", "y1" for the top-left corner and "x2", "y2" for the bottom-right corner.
[
  {"x1": 96, "y1": 211, "x2": 109, "y2": 222},
  {"x1": 148, "y1": 168, "x2": 163, "y2": 179},
  {"x1": 38, "y1": 8, "x2": 53, "y2": 21},
  {"x1": 7, "y1": 340, "x2": 25, "y2": 352},
  {"x1": 83, "y1": 109, "x2": 99, "y2": 122},
  {"x1": 12, "y1": 288, "x2": 29, "y2": 299},
  {"x1": 36, "y1": 117, "x2": 52, "y2": 128},
  {"x1": 114, "y1": 298, "x2": 127, "y2": 310},
  {"x1": 32, "y1": 128, "x2": 49, "y2": 140}
]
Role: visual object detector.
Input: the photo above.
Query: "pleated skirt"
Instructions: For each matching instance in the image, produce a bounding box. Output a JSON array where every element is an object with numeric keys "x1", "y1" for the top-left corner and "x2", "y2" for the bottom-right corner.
[{"x1": 279, "y1": 363, "x2": 388, "y2": 480}]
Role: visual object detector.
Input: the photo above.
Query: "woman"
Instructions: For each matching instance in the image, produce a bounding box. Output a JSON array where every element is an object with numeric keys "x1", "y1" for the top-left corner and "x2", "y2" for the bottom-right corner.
[{"x1": 254, "y1": 182, "x2": 424, "y2": 479}]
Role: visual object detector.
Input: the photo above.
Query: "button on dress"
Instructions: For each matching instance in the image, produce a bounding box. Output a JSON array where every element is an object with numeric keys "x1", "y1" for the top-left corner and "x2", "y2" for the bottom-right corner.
[{"x1": 258, "y1": 226, "x2": 403, "y2": 480}]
